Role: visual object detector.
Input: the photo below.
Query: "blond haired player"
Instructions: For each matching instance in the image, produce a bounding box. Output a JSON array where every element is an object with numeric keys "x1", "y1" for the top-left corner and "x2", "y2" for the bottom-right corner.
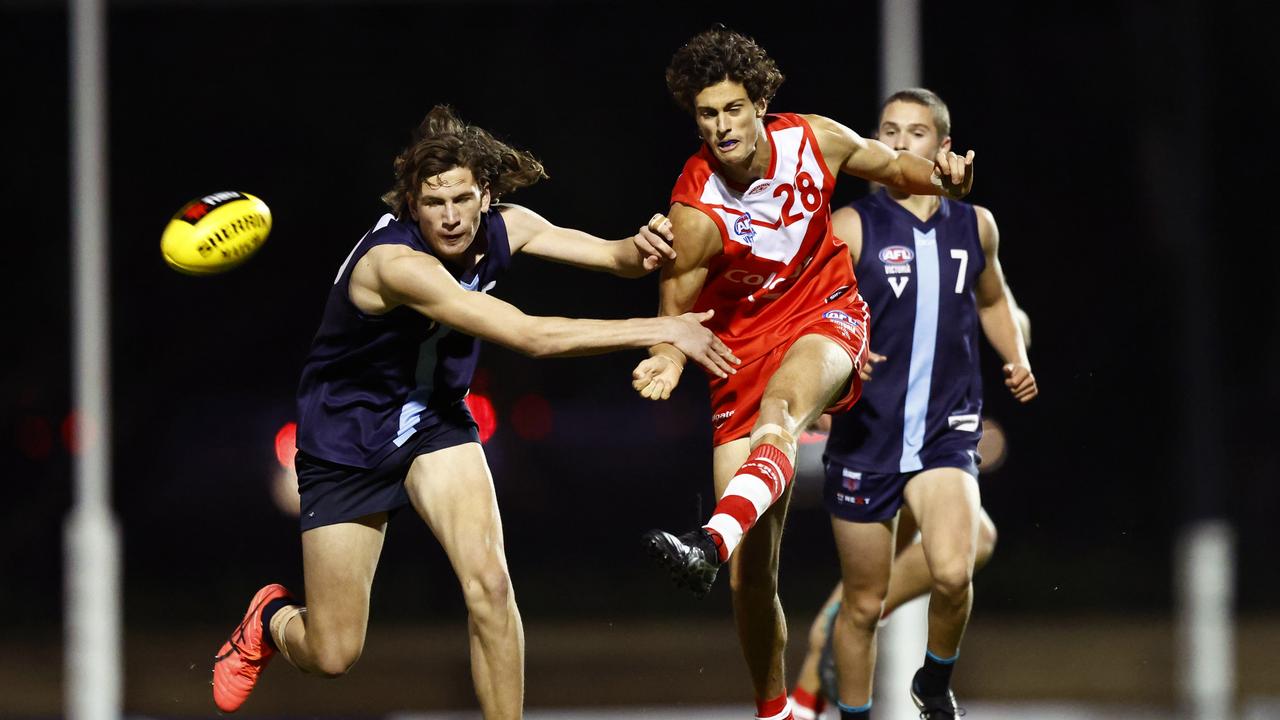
[
  {"x1": 789, "y1": 89, "x2": 1036, "y2": 720},
  {"x1": 632, "y1": 30, "x2": 974, "y2": 720}
]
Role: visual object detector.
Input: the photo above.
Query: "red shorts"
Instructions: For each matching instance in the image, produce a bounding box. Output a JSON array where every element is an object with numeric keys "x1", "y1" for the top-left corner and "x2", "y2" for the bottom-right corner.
[{"x1": 707, "y1": 297, "x2": 869, "y2": 446}]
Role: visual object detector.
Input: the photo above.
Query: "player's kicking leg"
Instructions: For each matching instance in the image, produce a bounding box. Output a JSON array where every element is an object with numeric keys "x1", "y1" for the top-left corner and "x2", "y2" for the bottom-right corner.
[
  {"x1": 212, "y1": 515, "x2": 387, "y2": 712},
  {"x1": 405, "y1": 442, "x2": 524, "y2": 720},
  {"x1": 902, "y1": 467, "x2": 982, "y2": 719},
  {"x1": 647, "y1": 333, "x2": 856, "y2": 719},
  {"x1": 645, "y1": 334, "x2": 858, "y2": 596}
]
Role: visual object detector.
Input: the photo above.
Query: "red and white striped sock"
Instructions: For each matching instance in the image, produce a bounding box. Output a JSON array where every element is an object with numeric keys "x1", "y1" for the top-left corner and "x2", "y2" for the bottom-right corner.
[
  {"x1": 703, "y1": 443, "x2": 794, "y2": 562},
  {"x1": 755, "y1": 692, "x2": 794, "y2": 720},
  {"x1": 791, "y1": 687, "x2": 825, "y2": 720}
]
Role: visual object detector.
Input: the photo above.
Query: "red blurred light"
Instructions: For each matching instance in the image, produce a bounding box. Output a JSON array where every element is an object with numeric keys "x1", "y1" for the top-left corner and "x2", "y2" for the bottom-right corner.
[
  {"x1": 274, "y1": 422, "x2": 298, "y2": 469},
  {"x1": 17, "y1": 416, "x2": 53, "y2": 460},
  {"x1": 61, "y1": 410, "x2": 93, "y2": 455},
  {"x1": 466, "y1": 393, "x2": 497, "y2": 443},
  {"x1": 798, "y1": 430, "x2": 827, "y2": 445},
  {"x1": 511, "y1": 394, "x2": 552, "y2": 441}
]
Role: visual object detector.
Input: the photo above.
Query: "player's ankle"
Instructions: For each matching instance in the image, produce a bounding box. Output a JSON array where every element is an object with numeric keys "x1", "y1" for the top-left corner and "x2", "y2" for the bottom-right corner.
[
  {"x1": 914, "y1": 650, "x2": 958, "y2": 695},
  {"x1": 261, "y1": 596, "x2": 299, "y2": 652},
  {"x1": 837, "y1": 699, "x2": 871, "y2": 719}
]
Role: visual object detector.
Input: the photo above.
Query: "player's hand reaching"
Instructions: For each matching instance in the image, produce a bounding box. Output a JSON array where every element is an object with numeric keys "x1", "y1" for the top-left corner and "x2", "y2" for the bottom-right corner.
[
  {"x1": 1003, "y1": 363, "x2": 1038, "y2": 403},
  {"x1": 632, "y1": 355, "x2": 684, "y2": 400},
  {"x1": 933, "y1": 148, "x2": 975, "y2": 200},
  {"x1": 859, "y1": 351, "x2": 888, "y2": 381},
  {"x1": 632, "y1": 213, "x2": 677, "y2": 271},
  {"x1": 662, "y1": 309, "x2": 740, "y2": 378}
]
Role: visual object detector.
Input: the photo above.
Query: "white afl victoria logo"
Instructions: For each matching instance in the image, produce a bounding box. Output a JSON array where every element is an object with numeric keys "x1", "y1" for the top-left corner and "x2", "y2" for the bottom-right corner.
[{"x1": 878, "y1": 246, "x2": 914, "y2": 264}]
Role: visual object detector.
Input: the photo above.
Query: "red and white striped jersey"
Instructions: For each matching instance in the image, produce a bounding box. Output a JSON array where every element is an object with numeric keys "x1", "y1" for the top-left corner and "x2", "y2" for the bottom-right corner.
[{"x1": 670, "y1": 113, "x2": 861, "y2": 364}]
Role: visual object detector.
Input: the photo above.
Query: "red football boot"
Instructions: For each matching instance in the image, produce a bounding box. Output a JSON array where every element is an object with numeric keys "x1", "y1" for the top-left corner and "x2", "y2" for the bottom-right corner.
[{"x1": 212, "y1": 584, "x2": 292, "y2": 712}]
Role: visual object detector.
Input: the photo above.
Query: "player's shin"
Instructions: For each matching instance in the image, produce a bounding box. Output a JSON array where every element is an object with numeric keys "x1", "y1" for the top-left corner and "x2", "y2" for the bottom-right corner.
[{"x1": 704, "y1": 429, "x2": 795, "y2": 562}]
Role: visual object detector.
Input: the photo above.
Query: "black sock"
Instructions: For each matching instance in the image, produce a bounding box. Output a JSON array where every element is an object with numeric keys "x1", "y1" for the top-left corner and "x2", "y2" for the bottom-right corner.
[
  {"x1": 838, "y1": 700, "x2": 871, "y2": 719},
  {"x1": 914, "y1": 650, "x2": 958, "y2": 696},
  {"x1": 260, "y1": 597, "x2": 297, "y2": 651}
]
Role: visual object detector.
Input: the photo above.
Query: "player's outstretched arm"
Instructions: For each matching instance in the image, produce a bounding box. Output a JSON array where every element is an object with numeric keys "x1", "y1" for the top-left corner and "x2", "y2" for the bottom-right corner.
[
  {"x1": 632, "y1": 204, "x2": 723, "y2": 400},
  {"x1": 355, "y1": 243, "x2": 738, "y2": 375},
  {"x1": 972, "y1": 207, "x2": 1038, "y2": 402},
  {"x1": 499, "y1": 203, "x2": 675, "y2": 278},
  {"x1": 805, "y1": 114, "x2": 975, "y2": 200}
]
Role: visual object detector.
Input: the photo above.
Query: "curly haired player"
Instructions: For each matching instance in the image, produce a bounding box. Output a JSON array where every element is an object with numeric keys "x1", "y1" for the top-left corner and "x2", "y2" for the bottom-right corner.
[{"x1": 632, "y1": 31, "x2": 973, "y2": 720}]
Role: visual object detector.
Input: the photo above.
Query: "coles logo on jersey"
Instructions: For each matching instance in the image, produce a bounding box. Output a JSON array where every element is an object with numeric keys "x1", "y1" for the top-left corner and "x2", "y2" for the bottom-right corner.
[{"x1": 733, "y1": 212, "x2": 756, "y2": 243}]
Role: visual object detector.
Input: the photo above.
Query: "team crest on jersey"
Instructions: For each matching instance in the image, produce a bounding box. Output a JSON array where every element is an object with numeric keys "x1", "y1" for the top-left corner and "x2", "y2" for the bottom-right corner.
[
  {"x1": 879, "y1": 245, "x2": 914, "y2": 276},
  {"x1": 879, "y1": 246, "x2": 914, "y2": 264},
  {"x1": 841, "y1": 468, "x2": 862, "y2": 492},
  {"x1": 733, "y1": 213, "x2": 757, "y2": 243}
]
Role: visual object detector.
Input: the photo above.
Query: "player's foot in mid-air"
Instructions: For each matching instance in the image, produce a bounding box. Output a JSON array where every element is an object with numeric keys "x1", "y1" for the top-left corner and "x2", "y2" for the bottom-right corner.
[
  {"x1": 642, "y1": 528, "x2": 722, "y2": 598},
  {"x1": 910, "y1": 667, "x2": 965, "y2": 719},
  {"x1": 212, "y1": 583, "x2": 291, "y2": 712}
]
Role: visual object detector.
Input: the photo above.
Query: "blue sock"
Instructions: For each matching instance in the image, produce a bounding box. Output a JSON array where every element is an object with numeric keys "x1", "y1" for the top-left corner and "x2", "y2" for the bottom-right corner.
[
  {"x1": 915, "y1": 649, "x2": 958, "y2": 696},
  {"x1": 838, "y1": 700, "x2": 871, "y2": 719}
]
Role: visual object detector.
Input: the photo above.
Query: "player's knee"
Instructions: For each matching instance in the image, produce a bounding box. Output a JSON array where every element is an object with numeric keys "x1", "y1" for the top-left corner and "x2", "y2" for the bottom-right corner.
[
  {"x1": 930, "y1": 557, "x2": 974, "y2": 600},
  {"x1": 312, "y1": 642, "x2": 362, "y2": 678},
  {"x1": 460, "y1": 563, "x2": 512, "y2": 615},
  {"x1": 838, "y1": 588, "x2": 886, "y2": 631},
  {"x1": 757, "y1": 396, "x2": 800, "y2": 431}
]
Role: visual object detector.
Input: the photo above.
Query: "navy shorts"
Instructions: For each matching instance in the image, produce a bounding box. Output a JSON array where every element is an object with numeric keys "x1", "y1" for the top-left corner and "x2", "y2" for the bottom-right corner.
[
  {"x1": 297, "y1": 414, "x2": 479, "y2": 532},
  {"x1": 822, "y1": 448, "x2": 980, "y2": 524}
]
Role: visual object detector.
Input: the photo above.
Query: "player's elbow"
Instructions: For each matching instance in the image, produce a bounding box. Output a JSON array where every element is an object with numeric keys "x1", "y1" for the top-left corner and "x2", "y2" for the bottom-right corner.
[
  {"x1": 513, "y1": 331, "x2": 554, "y2": 359},
  {"x1": 510, "y1": 321, "x2": 559, "y2": 359}
]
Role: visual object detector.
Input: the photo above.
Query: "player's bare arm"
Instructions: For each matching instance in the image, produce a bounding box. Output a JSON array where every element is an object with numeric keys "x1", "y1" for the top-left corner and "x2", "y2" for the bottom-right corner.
[
  {"x1": 632, "y1": 203, "x2": 726, "y2": 400},
  {"x1": 352, "y1": 243, "x2": 738, "y2": 376},
  {"x1": 499, "y1": 203, "x2": 675, "y2": 277},
  {"x1": 973, "y1": 206, "x2": 1038, "y2": 402},
  {"x1": 804, "y1": 114, "x2": 975, "y2": 199}
]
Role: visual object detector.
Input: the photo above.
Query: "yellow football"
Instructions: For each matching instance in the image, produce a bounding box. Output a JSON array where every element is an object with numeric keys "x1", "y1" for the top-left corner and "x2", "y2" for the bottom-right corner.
[{"x1": 161, "y1": 191, "x2": 272, "y2": 274}]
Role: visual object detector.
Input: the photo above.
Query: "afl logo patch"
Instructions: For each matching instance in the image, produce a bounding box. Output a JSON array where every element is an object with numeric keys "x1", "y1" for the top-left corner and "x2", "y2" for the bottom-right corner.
[
  {"x1": 822, "y1": 310, "x2": 864, "y2": 340},
  {"x1": 879, "y1": 246, "x2": 914, "y2": 265},
  {"x1": 734, "y1": 213, "x2": 757, "y2": 243}
]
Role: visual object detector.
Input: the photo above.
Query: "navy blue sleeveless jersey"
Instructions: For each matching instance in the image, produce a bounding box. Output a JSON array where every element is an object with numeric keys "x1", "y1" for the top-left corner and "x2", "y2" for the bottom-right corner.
[
  {"x1": 295, "y1": 209, "x2": 510, "y2": 469},
  {"x1": 825, "y1": 190, "x2": 986, "y2": 474}
]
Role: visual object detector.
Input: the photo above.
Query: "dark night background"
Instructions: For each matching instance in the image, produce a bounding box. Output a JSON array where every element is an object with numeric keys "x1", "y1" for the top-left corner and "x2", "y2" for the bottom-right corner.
[{"x1": 1, "y1": 0, "x2": 1276, "y2": 714}]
